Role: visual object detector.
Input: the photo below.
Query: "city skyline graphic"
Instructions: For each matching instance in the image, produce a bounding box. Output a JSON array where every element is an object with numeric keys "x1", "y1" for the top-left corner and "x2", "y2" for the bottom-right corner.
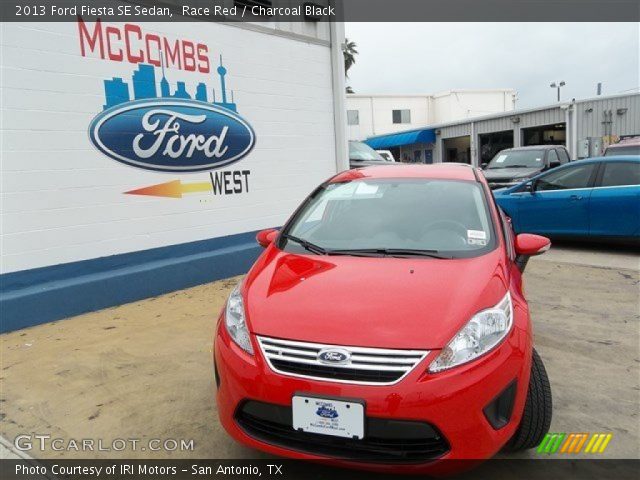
[{"x1": 102, "y1": 55, "x2": 237, "y2": 112}]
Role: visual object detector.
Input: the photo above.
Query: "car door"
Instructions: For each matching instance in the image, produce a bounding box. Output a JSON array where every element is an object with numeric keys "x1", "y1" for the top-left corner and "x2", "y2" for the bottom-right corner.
[
  {"x1": 516, "y1": 162, "x2": 599, "y2": 236},
  {"x1": 589, "y1": 161, "x2": 640, "y2": 237}
]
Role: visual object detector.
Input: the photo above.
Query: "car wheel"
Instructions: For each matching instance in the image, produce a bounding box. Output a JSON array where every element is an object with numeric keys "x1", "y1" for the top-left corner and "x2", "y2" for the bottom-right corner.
[{"x1": 504, "y1": 348, "x2": 552, "y2": 451}]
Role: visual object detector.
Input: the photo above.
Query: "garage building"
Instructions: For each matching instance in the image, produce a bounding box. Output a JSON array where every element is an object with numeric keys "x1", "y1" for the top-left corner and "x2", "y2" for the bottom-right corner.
[{"x1": 365, "y1": 93, "x2": 640, "y2": 165}]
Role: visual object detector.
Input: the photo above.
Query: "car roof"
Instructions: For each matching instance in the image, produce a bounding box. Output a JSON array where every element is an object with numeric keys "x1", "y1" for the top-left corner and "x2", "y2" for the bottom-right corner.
[
  {"x1": 549, "y1": 156, "x2": 640, "y2": 169},
  {"x1": 331, "y1": 164, "x2": 478, "y2": 183},
  {"x1": 607, "y1": 137, "x2": 640, "y2": 147},
  {"x1": 577, "y1": 155, "x2": 640, "y2": 163},
  {"x1": 502, "y1": 145, "x2": 563, "y2": 151}
]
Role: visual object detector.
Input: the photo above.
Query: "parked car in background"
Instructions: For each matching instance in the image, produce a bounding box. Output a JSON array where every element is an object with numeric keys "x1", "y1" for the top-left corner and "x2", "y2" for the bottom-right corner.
[
  {"x1": 348, "y1": 141, "x2": 388, "y2": 168},
  {"x1": 483, "y1": 145, "x2": 571, "y2": 189},
  {"x1": 494, "y1": 156, "x2": 640, "y2": 243},
  {"x1": 604, "y1": 136, "x2": 640, "y2": 156},
  {"x1": 215, "y1": 164, "x2": 554, "y2": 474},
  {"x1": 376, "y1": 149, "x2": 397, "y2": 162}
]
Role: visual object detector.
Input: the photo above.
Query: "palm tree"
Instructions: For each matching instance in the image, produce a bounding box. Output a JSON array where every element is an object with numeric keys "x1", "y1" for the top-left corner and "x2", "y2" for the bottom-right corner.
[
  {"x1": 344, "y1": 38, "x2": 358, "y2": 94},
  {"x1": 343, "y1": 38, "x2": 358, "y2": 77}
]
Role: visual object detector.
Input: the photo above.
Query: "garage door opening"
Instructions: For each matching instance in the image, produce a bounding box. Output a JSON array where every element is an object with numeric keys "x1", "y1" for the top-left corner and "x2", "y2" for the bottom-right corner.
[
  {"x1": 442, "y1": 136, "x2": 471, "y2": 164},
  {"x1": 479, "y1": 130, "x2": 514, "y2": 166},
  {"x1": 522, "y1": 123, "x2": 566, "y2": 146}
]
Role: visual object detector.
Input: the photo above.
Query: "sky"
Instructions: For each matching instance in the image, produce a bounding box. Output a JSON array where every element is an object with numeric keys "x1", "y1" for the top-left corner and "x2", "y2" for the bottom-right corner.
[{"x1": 344, "y1": 23, "x2": 639, "y2": 108}]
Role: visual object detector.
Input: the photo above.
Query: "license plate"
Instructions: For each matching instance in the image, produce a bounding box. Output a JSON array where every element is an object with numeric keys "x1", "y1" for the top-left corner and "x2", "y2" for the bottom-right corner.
[{"x1": 292, "y1": 395, "x2": 364, "y2": 439}]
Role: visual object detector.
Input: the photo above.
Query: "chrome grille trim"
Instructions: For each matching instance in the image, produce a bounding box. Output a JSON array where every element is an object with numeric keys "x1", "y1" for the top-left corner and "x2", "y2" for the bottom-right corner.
[{"x1": 257, "y1": 336, "x2": 429, "y2": 385}]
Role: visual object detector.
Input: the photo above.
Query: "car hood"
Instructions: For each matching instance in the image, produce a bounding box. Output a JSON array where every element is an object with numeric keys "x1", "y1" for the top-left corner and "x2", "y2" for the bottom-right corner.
[
  {"x1": 483, "y1": 167, "x2": 541, "y2": 181},
  {"x1": 243, "y1": 248, "x2": 508, "y2": 350}
]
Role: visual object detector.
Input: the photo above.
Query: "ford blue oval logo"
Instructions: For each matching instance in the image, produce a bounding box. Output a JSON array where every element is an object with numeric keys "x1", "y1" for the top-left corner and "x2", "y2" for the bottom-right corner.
[
  {"x1": 318, "y1": 348, "x2": 351, "y2": 365},
  {"x1": 316, "y1": 405, "x2": 339, "y2": 419},
  {"x1": 88, "y1": 99, "x2": 255, "y2": 173}
]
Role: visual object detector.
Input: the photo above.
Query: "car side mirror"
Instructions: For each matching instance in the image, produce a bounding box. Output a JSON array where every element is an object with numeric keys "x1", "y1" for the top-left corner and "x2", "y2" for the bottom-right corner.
[
  {"x1": 481, "y1": 162, "x2": 488, "y2": 169},
  {"x1": 527, "y1": 180, "x2": 538, "y2": 194},
  {"x1": 256, "y1": 229, "x2": 279, "y2": 248},
  {"x1": 549, "y1": 160, "x2": 561, "y2": 169},
  {"x1": 514, "y1": 233, "x2": 551, "y2": 271}
]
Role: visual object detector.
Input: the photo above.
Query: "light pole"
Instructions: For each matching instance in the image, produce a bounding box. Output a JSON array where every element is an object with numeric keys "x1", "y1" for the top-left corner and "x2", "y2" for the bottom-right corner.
[{"x1": 550, "y1": 81, "x2": 566, "y2": 102}]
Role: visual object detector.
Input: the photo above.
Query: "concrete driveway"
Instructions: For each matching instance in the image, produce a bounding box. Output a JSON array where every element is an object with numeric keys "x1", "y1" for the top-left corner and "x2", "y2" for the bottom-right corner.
[{"x1": 1, "y1": 244, "x2": 638, "y2": 463}]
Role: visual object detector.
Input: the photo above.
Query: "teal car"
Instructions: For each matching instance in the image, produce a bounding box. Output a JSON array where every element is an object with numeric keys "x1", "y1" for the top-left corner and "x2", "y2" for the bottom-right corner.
[{"x1": 493, "y1": 156, "x2": 640, "y2": 242}]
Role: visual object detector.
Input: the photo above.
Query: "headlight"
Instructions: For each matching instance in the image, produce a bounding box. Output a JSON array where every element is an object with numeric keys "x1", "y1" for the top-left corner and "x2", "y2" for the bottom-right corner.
[
  {"x1": 225, "y1": 284, "x2": 254, "y2": 355},
  {"x1": 429, "y1": 292, "x2": 513, "y2": 372}
]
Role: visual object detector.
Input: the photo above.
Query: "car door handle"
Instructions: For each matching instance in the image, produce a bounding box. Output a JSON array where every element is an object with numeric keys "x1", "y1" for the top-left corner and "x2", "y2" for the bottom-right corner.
[{"x1": 570, "y1": 194, "x2": 583, "y2": 200}]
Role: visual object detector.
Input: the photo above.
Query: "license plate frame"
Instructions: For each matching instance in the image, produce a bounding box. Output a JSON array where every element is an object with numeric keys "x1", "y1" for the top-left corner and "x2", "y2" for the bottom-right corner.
[{"x1": 292, "y1": 393, "x2": 365, "y2": 439}]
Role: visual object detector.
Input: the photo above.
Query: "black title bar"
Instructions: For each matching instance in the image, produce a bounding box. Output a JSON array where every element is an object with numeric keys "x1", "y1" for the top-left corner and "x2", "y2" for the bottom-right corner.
[
  {"x1": 1, "y1": 459, "x2": 640, "y2": 480},
  {"x1": 1, "y1": 0, "x2": 639, "y2": 22}
]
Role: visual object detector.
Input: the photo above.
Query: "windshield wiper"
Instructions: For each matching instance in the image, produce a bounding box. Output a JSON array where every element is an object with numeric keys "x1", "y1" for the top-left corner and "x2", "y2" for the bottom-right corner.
[
  {"x1": 281, "y1": 234, "x2": 328, "y2": 255},
  {"x1": 504, "y1": 164, "x2": 532, "y2": 168},
  {"x1": 328, "y1": 248, "x2": 452, "y2": 259}
]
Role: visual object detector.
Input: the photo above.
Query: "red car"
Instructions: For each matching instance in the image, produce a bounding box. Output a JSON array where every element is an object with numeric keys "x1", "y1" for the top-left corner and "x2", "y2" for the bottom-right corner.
[{"x1": 214, "y1": 164, "x2": 553, "y2": 474}]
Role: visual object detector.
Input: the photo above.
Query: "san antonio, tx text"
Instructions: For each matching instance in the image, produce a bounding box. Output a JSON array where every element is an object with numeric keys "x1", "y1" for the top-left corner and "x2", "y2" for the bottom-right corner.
[{"x1": 16, "y1": 463, "x2": 284, "y2": 477}]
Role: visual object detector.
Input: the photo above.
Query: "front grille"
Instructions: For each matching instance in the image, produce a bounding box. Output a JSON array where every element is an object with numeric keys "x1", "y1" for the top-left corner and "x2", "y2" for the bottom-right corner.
[
  {"x1": 257, "y1": 336, "x2": 428, "y2": 385},
  {"x1": 236, "y1": 401, "x2": 450, "y2": 463}
]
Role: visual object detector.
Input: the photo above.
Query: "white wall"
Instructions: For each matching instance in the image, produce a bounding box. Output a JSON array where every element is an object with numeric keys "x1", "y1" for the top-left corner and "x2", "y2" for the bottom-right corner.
[
  {"x1": 347, "y1": 90, "x2": 516, "y2": 140},
  {"x1": 433, "y1": 90, "x2": 516, "y2": 124},
  {"x1": 1, "y1": 20, "x2": 339, "y2": 274}
]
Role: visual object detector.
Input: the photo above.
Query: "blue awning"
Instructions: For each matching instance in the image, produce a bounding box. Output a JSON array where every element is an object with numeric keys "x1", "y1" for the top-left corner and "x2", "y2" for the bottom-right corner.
[{"x1": 364, "y1": 129, "x2": 436, "y2": 150}]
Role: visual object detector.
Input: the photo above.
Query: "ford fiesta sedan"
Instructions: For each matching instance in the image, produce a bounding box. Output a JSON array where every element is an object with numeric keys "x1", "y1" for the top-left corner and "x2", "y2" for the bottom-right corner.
[{"x1": 214, "y1": 164, "x2": 553, "y2": 474}]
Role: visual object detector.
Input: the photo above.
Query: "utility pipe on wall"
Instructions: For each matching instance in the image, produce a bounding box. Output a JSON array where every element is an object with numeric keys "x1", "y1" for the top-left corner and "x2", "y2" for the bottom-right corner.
[{"x1": 329, "y1": 15, "x2": 349, "y2": 172}]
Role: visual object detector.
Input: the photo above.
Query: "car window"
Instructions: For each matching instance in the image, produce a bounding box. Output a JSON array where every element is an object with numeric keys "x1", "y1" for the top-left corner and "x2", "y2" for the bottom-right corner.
[
  {"x1": 349, "y1": 142, "x2": 385, "y2": 162},
  {"x1": 536, "y1": 164, "x2": 597, "y2": 191},
  {"x1": 547, "y1": 149, "x2": 559, "y2": 165},
  {"x1": 557, "y1": 148, "x2": 570, "y2": 164},
  {"x1": 604, "y1": 145, "x2": 640, "y2": 156},
  {"x1": 283, "y1": 179, "x2": 495, "y2": 258},
  {"x1": 486, "y1": 150, "x2": 545, "y2": 169},
  {"x1": 600, "y1": 162, "x2": 640, "y2": 187}
]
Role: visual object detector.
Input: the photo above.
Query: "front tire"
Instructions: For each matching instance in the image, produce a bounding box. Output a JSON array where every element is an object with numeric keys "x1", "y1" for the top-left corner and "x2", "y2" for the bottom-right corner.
[{"x1": 505, "y1": 348, "x2": 553, "y2": 451}]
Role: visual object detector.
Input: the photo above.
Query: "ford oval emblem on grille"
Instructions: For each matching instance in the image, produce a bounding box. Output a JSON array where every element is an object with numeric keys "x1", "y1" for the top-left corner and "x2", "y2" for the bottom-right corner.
[{"x1": 318, "y1": 348, "x2": 351, "y2": 365}]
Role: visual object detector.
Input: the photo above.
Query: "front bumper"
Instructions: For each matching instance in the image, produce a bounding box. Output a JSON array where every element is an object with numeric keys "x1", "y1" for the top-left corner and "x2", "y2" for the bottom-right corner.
[{"x1": 214, "y1": 308, "x2": 532, "y2": 474}]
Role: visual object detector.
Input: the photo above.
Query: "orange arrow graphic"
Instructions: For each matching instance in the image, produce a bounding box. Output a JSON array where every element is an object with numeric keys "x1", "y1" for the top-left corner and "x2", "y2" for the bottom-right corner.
[{"x1": 125, "y1": 180, "x2": 213, "y2": 198}]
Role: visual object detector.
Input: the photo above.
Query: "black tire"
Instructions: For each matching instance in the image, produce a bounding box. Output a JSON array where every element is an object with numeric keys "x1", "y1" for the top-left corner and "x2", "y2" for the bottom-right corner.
[{"x1": 504, "y1": 348, "x2": 553, "y2": 451}]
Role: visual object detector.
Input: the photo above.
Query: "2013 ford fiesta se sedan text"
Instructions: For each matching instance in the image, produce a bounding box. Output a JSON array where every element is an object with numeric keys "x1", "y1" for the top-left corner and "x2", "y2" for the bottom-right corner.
[{"x1": 214, "y1": 164, "x2": 553, "y2": 475}]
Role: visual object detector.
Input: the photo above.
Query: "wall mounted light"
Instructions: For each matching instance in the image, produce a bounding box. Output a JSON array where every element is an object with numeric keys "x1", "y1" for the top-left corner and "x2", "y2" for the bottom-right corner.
[
  {"x1": 510, "y1": 116, "x2": 521, "y2": 124},
  {"x1": 617, "y1": 108, "x2": 628, "y2": 115}
]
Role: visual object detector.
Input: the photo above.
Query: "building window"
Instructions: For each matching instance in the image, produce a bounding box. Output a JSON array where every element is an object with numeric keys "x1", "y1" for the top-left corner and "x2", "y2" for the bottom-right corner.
[
  {"x1": 347, "y1": 110, "x2": 360, "y2": 126},
  {"x1": 392, "y1": 109, "x2": 411, "y2": 124}
]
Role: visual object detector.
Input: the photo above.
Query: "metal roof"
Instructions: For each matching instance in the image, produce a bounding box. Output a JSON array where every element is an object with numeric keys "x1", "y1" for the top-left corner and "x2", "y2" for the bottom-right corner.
[{"x1": 364, "y1": 129, "x2": 436, "y2": 149}]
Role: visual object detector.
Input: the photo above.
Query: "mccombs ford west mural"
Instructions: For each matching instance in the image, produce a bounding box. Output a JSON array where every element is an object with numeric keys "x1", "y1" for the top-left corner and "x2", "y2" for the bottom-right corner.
[{"x1": 84, "y1": 19, "x2": 255, "y2": 199}]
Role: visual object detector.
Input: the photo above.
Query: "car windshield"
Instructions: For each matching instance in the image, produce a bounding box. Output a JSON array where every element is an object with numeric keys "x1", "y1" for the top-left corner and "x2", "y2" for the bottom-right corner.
[
  {"x1": 282, "y1": 179, "x2": 495, "y2": 258},
  {"x1": 605, "y1": 145, "x2": 640, "y2": 156},
  {"x1": 349, "y1": 142, "x2": 386, "y2": 162},
  {"x1": 487, "y1": 150, "x2": 545, "y2": 169}
]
